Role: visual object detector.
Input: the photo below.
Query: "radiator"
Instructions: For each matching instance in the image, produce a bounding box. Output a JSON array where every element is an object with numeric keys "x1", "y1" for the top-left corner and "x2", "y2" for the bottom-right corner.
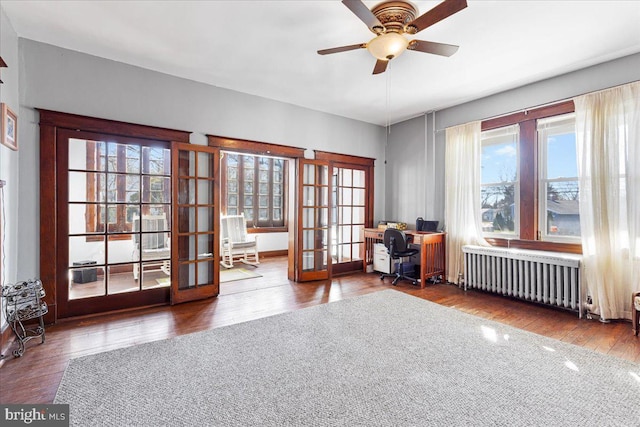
[{"x1": 462, "y1": 245, "x2": 583, "y2": 317}]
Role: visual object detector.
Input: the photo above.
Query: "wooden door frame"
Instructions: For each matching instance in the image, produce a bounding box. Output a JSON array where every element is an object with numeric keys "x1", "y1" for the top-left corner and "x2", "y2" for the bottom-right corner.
[
  {"x1": 315, "y1": 151, "x2": 375, "y2": 276},
  {"x1": 170, "y1": 142, "x2": 220, "y2": 304},
  {"x1": 38, "y1": 109, "x2": 190, "y2": 322},
  {"x1": 294, "y1": 158, "x2": 334, "y2": 282},
  {"x1": 206, "y1": 135, "x2": 307, "y2": 282}
]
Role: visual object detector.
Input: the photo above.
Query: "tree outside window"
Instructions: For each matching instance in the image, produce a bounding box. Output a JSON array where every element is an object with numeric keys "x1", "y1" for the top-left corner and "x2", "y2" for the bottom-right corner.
[
  {"x1": 479, "y1": 101, "x2": 581, "y2": 252},
  {"x1": 480, "y1": 125, "x2": 519, "y2": 236}
]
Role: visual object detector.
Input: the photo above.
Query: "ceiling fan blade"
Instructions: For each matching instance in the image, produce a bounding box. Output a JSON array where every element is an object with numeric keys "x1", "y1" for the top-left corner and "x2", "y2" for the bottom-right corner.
[
  {"x1": 372, "y1": 59, "x2": 388, "y2": 75},
  {"x1": 408, "y1": 40, "x2": 459, "y2": 57},
  {"x1": 317, "y1": 43, "x2": 366, "y2": 55},
  {"x1": 342, "y1": 0, "x2": 385, "y2": 33},
  {"x1": 406, "y1": 0, "x2": 467, "y2": 34}
]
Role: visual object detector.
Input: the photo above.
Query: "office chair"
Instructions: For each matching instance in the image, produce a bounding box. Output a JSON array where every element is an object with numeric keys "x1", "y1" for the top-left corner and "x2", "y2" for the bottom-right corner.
[{"x1": 380, "y1": 228, "x2": 419, "y2": 286}]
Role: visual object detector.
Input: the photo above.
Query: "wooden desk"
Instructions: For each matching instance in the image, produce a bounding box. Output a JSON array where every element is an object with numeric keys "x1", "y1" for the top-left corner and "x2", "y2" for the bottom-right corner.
[{"x1": 363, "y1": 228, "x2": 446, "y2": 289}]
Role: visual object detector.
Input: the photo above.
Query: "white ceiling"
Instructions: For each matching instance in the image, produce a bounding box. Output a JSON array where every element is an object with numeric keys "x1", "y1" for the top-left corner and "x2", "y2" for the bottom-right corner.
[{"x1": 3, "y1": 1, "x2": 640, "y2": 126}]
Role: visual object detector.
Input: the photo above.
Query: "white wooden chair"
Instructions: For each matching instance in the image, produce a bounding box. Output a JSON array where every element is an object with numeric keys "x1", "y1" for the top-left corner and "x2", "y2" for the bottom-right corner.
[
  {"x1": 132, "y1": 215, "x2": 171, "y2": 280},
  {"x1": 220, "y1": 213, "x2": 259, "y2": 269}
]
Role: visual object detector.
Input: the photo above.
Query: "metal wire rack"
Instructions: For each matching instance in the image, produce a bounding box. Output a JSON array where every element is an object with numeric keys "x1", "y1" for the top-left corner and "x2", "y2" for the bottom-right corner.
[{"x1": 2, "y1": 279, "x2": 48, "y2": 357}]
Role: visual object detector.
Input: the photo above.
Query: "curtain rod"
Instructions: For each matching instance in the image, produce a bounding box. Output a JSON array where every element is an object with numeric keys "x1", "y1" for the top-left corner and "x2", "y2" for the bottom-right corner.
[{"x1": 432, "y1": 79, "x2": 639, "y2": 133}]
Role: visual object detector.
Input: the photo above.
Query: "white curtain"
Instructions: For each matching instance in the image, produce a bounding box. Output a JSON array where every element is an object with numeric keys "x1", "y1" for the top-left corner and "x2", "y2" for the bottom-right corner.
[
  {"x1": 574, "y1": 81, "x2": 640, "y2": 320},
  {"x1": 444, "y1": 121, "x2": 488, "y2": 283}
]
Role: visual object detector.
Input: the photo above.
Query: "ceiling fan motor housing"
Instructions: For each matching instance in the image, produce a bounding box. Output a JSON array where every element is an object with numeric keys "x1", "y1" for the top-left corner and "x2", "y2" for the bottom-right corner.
[{"x1": 371, "y1": 1, "x2": 419, "y2": 34}]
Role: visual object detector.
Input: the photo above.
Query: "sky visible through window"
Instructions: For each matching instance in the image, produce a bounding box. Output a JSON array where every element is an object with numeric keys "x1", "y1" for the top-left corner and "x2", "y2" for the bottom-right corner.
[
  {"x1": 482, "y1": 141, "x2": 517, "y2": 184},
  {"x1": 482, "y1": 132, "x2": 577, "y2": 183},
  {"x1": 546, "y1": 132, "x2": 577, "y2": 179}
]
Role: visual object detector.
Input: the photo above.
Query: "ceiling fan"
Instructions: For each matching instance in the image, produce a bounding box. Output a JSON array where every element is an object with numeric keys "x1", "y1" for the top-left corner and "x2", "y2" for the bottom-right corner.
[{"x1": 318, "y1": 0, "x2": 467, "y2": 74}]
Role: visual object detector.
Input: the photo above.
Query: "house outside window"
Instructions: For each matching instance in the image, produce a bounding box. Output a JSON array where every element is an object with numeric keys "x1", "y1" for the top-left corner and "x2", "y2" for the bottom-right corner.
[
  {"x1": 537, "y1": 113, "x2": 581, "y2": 242},
  {"x1": 479, "y1": 101, "x2": 581, "y2": 252}
]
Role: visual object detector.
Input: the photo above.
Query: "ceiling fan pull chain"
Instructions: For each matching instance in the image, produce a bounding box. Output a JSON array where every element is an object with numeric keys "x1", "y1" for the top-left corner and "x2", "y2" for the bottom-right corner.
[{"x1": 386, "y1": 63, "x2": 391, "y2": 133}]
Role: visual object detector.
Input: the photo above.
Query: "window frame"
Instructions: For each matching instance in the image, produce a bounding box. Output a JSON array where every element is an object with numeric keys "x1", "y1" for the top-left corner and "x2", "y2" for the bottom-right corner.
[
  {"x1": 220, "y1": 152, "x2": 287, "y2": 230},
  {"x1": 83, "y1": 139, "x2": 172, "y2": 242},
  {"x1": 207, "y1": 135, "x2": 305, "y2": 234},
  {"x1": 537, "y1": 113, "x2": 581, "y2": 244},
  {"x1": 480, "y1": 125, "x2": 520, "y2": 239},
  {"x1": 481, "y1": 100, "x2": 582, "y2": 254}
]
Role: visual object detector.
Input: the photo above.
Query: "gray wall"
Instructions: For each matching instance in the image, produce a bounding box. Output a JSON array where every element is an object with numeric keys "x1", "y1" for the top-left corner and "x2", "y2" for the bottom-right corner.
[
  {"x1": 384, "y1": 116, "x2": 424, "y2": 225},
  {"x1": 384, "y1": 112, "x2": 442, "y2": 230},
  {"x1": 385, "y1": 52, "x2": 640, "y2": 229},
  {"x1": 16, "y1": 39, "x2": 387, "y2": 279},
  {"x1": 0, "y1": 6, "x2": 20, "y2": 331},
  {"x1": 9, "y1": 30, "x2": 640, "y2": 284}
]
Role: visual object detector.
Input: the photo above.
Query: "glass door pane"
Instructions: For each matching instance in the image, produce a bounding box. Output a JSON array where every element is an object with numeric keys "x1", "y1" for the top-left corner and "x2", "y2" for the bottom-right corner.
[
  {"x1": 60, "y1": 129, "x2": 171, "y2": 317},
  {"x1": 295, "y1": 160, "x2": 331, "y2": 281},
  {"x1": 171, "y1": 142, "x2": 219, "y2": 304},
  {"x1": 67, "y1": 138, "x2": 173, "y2": 299},
  {"x1": 331, "y1": 164, "x2": 369, "y2": 275}
]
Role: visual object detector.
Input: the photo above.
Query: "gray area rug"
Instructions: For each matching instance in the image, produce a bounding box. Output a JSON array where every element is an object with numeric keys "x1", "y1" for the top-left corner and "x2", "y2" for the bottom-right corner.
[{"x1": 55, "y1": 290, "x2": 640, "y2": 426}]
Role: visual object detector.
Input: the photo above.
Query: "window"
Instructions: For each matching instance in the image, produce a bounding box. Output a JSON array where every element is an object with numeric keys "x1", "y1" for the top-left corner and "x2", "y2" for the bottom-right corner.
[
  {"x1": 481, "y1": 125, "x2": 519, "y2": 237},
  {"x1": 84, "y1": 141, "x2": 171, "y2": 238},
  {"x1": 480, "y1": 101, "x2": 580, "y2": 252},
  {"x1": 221, "y1": 152, "x2": 287, "y2": 229},
  {"x1": 538, "y1": 113, "x2": 580, "y2": 242}
]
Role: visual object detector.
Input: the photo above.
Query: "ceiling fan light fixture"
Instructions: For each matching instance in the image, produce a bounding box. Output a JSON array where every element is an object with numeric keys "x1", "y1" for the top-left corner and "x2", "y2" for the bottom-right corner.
[{"x1": 366, "y1": 32, "x2": 409, "y2": 60}]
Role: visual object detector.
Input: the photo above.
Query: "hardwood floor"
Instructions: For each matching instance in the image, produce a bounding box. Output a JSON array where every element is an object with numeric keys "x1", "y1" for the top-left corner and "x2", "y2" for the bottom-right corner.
[{"x1": 1, "y1": 256, "x2": 638, "y2": 404}]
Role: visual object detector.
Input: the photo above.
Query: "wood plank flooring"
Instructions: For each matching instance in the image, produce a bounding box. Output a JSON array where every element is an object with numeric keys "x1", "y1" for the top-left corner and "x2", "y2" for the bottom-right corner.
[{"x1": 1, "y1": 256, "x2": 638, "y2": 404}]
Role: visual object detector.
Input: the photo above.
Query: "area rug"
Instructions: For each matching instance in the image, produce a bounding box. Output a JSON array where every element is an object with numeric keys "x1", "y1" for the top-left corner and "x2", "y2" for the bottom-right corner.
[
  {"x1": 54, "y1": 290, "x2": 639, "y2": 426},
  {"x1": 155, "y1": 277, "x2": 170, "y2": 286},
  {"x1": 219, "y1": 267, "x2": 262, "y2": 283}
]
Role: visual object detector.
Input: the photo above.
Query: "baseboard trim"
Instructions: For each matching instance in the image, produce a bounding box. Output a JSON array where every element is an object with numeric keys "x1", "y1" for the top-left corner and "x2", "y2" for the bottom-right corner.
[{"x1": 259, "y1": 250, "x2": 287, "y2": 258}]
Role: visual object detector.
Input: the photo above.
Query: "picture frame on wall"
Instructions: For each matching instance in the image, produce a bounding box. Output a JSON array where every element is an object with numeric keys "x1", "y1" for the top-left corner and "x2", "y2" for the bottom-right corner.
[{"x1": 1, "y1": 103, "x2": 18, "y2": 151}]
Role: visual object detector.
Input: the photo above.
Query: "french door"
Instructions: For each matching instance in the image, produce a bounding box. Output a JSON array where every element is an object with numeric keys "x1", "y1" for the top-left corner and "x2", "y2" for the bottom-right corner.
[
  {"x1": 330, "y1": 162, "x2": 369, "y2": 275},
  {"x1": 294, "y1": 159, "x2": 332, "y2": 281},
  {"x1": 54, "y1": 136, "x2": 218, "y2": 316},
  {"x1": 42, "y1": 111, "x2": 374, "y2": 319},
  {"x1": 171, "y1": 143, "x2": 220, "y2": 304},
  {"x1": 292, "y1": 155, "x2": 374, "y2": 281},
  {"x1": 56, "y1": 129, "x2": 171, "y2": 318}
]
